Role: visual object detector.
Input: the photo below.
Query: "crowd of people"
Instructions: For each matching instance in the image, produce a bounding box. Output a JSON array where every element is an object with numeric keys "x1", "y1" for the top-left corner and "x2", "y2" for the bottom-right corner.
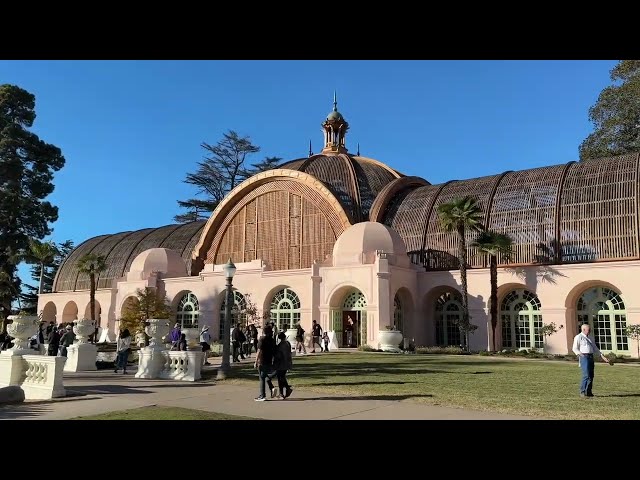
[{"x1": 0, "y1": 321, "x2": 77, "y2": 357}]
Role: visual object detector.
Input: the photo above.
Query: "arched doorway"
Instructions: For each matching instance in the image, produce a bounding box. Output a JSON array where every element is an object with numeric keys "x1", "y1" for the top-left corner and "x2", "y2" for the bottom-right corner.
[
  {"x1": 576, "y1": 287, "x2": 629, "y2": 354},
  {"x1": 435, "y1": 291, "x2": 463, "y2": 347},
  {"x1": 220, "y1": 291, "x2": 247, "y2": 339},
  {"x1": 331, "y1": 289, "x2": 367, "y2": 348},
  {"x1": 500, "y1": 289, "x2": 543, "y2": 350},
  {"x1": 269, "y1": 288, "x2": 301, "y2": 332},
  {"x1": 61, "y1": 301, "x2": 78, "y2": 323},
  {"x1": 393, "y1": 294, "x2": 403, "y2": 334},
  {"x1": 42, "y1": 302, "x2": 57, "y2": 323},
  {"x1": 176, "y1": 292, "x2": 199, "y2": 329}
]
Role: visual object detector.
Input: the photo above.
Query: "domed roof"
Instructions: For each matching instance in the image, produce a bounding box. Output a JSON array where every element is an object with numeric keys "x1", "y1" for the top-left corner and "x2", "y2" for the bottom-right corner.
[
  {"x1": 332, "y1": 221, "x2": 408, "y2": 266},
  {"x1": 279, "y1": 154, "x2": 403, "y2": 222},
  {"x1": 129, "y1": 248, "x2": 187, "y2": 279},
  {"x1": 327, "y1": 110, "x2": 344, "y2": 121}
]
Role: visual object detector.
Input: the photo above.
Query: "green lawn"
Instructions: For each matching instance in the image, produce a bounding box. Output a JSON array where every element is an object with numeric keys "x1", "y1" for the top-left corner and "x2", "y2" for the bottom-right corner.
[
  {"x1": 225, "y1": 353, "x2": 640, "y2": 419},
  {"x1": 74, "y1": 406, "x2": 257, "y2": 420}
]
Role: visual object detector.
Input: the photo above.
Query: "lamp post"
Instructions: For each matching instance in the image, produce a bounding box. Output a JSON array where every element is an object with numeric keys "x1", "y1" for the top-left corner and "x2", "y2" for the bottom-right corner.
[{"x1": 217, "y1": 258, "x2": 236, "y2": 380}]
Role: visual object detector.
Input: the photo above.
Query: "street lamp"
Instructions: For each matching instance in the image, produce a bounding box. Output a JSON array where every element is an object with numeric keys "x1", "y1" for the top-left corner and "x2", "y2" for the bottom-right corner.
[{"x1": 217, "y1": 258, "x2": 236, "y2": 380}]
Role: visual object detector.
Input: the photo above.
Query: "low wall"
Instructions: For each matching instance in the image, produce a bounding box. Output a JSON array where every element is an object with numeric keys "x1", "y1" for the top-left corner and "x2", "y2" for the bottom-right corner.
[{"x1": 0, "y1": 353, "x2": 66, "y2": 400}]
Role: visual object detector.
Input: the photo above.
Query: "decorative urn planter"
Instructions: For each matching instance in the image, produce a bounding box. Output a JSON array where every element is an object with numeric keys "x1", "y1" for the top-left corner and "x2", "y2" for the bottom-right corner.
[
  {"x1": 145, "y1": 319, "x2": 171, "y2": 350},
  {"x1": 378, "y1": 329, "x2": 403, "y2": 353},
  {"x1": 73, "y1": 318, "x2": 95, "y2": 344},
  {"x1": 5, "y1": 315, "x2": 39, "y2": 353},
  {"x1": 285, "y1": 329, "x2": 298, "y2": 347}
]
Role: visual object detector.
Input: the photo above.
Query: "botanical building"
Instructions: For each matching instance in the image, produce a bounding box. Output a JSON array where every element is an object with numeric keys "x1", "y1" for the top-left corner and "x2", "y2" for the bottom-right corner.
[{"x1": 38, "y1": 100, "x2": 640, "y2": 357}]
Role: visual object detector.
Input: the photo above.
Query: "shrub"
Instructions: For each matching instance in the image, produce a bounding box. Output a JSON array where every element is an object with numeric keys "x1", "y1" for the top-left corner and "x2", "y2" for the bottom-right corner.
[
  {"x1": 358, "y1": 344, "x2": 379, "y2": 352},
  {"x1": 415, "y1": 346, "x2": 465, "y2": 355}
]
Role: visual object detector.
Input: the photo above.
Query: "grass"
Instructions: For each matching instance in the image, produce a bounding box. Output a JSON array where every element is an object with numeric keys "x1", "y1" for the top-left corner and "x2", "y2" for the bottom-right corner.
[
  {"x1": 74, "y1": 406, "x2": 257, "y2": 420},
  {"x1": 223, "y1": 352, "x2": 640, "y2": 420}
]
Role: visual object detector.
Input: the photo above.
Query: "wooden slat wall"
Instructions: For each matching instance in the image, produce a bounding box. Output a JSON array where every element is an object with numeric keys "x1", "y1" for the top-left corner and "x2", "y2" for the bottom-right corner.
[{"x1": 559, "y1": 153, "x2": 639, "y2": 262}]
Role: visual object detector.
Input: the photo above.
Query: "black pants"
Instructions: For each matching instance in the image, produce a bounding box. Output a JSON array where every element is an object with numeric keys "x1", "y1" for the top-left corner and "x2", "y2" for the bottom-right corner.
[
  {"x1": 276, "y1": 369, "x2": 290, "y2": 395},
  {"x1": 233, "y1": 341, "x2": 244, "y2": 361}
]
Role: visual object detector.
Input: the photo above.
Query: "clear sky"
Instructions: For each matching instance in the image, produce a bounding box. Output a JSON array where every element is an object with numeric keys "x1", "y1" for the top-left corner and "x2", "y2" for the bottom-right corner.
[{"x1": 0, "y1": 60, "x2": 617, "y2": 288}]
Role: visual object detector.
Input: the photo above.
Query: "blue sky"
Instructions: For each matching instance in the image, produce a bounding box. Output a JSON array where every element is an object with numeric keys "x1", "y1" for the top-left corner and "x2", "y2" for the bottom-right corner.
[{"x1": 0, "y1": 60, "x2": 616, "y2": 287}]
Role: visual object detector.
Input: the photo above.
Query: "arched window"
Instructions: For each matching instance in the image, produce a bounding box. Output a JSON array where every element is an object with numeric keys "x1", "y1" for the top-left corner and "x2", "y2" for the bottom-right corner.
[
  {"x1": 577, "y1": 287, "x2": 628, "y2": 353},
  {"x1": 270, "y1": 288, "x2": 301, "y2": 332},
  {"x1": 220, "y1": 291, "x2": 247, "y2": 339},
  {"x1": 341, "y1": 290, "x2": 368, "y2": 346},
  {"x1": 393, "y1": 294, "x2": 403, "y2": 333},
  {"x1": 500, "y1": 289, "x2": 543, "y2": 350},
  {"x1": 435, "y1": 291, "x2": 462, "y2": 347},
  {"x1": 176, "y1": 292, "x2": 199, "y2": 329}
]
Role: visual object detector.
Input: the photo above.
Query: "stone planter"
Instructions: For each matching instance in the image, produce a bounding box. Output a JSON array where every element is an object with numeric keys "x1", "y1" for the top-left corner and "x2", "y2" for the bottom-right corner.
[
  {"x1": 182, "y1": 327, "x2": 200, "y2": 350},
  {"x1": 145, "y1": 319, "x2": 171, "y2": 350},
  {"x1": 285, "y1": 329, "x2": 298, "y2": 348},
  {"x1": 4, "y1": 315, "x2": 39, "y2": 355},
  {"x1": 73, "y1": 318, "x2": 95, "y2": 344},
  {"x1": 378, "y1": 330, "x2": 403, "y2": 353}
]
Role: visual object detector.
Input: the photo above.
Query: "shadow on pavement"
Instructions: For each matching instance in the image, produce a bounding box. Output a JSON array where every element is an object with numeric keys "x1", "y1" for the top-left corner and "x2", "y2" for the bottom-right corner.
[
  {"x1": 66, "y1": 382, "x2": 214, "y2": 396},
  {"x1": 282, "y1": 393, "x2": 433, "y2": 402},
  {"x1": 0, "y1": 403, "x2": 53, "y2": 420}
]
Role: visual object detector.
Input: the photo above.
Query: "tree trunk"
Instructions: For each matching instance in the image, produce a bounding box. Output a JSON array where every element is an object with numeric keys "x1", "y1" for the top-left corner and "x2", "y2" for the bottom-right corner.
[
  {"x1": 490, "y1": 254, "x2": 498, "y2": 351},
  {"x1": 90, "y1": 272, "x2": 96, "y2": 343},
  {"x1": 38, "y1": 262, "x2": 45, "y2": 295},
  {"x1": 457, "y1": 225, "x2": 469, "y2": 351}
]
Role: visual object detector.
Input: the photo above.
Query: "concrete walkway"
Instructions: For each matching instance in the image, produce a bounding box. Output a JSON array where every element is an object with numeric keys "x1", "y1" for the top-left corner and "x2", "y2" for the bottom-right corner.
[{"x1": 0, "y1": 361, "x2": 533, "y2": 420}]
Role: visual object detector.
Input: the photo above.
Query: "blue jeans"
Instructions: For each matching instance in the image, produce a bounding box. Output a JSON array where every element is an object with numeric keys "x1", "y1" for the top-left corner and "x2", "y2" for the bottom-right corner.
[
  {"x1": 116, "y1": 349, "x2": 129, "y2": 370},
  {"x1": 258, "y1": 365, "x2": 275, "y2": 398},
  {"x1": 580, "y1": 354, "x2": 595, "y2": 395}
]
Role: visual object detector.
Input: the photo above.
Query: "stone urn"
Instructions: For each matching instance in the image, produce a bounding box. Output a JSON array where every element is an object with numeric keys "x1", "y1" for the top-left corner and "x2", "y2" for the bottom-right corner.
[
  {"x1": 73, "y1": 318, "x2": 95, "y2": 344},
  {"x1": 5, "y1": 315, "x2": 39, "y2": 354},
  {"x1": 285, "y1": 328, "x2": 298, "y2": 348},
  {"x1": 145, "y1": 319, "x2": 171, "y2": 350},
  {"x1": 378, "y1": 329, "x2": 403, "y2": 353},
  {"x1": 182, "y1": 327, "x2": 200, "y2": 350}
]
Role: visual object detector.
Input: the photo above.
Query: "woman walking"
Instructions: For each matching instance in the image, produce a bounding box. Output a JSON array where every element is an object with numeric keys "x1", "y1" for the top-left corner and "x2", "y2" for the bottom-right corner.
[
  {"x1": 273, "y1": 332, "x2": 293, "y2": 399},
  {"x1": 114, "y1": 328, "x2": 132, "y2": 374}
]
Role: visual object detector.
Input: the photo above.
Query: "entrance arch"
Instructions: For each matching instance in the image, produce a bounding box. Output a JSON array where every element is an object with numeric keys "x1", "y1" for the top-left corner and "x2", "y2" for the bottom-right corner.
[
  {"x1": 500, "y1": 289, "x2": 543, "y2": 350},
  {"x1": 329, "y1": 289, "x2": 367, "y2": 348},
  {"x1": 269, "y1": 288, "x2": 301, "y2": 332},
  {"x1": 576, "y1": 286, "x2": 629, "y2": 354},
  {"x1": 434, "y1": 290, "x2": 463, "y2": 347},
  {"x1": 61, "y1": 301, "x2": 78, "y2": 323},
  {"x1": 175, "y1": 292, "x2": 200, "y2": 329},
  {"x1": 42, "y1": 302, "x2": 57, "y2": 323}
]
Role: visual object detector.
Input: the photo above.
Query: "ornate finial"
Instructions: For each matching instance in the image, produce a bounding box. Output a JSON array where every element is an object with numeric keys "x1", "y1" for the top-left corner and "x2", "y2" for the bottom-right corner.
[
  {"x1": 308, "y1": 140, "x2": 312, "y2": 157},
  {"x1": 357, "y1": 143, "x2": 360, "y2": 156},
  {"x1": 333, "y1": 91, "x2": 338, "y2": 112}
]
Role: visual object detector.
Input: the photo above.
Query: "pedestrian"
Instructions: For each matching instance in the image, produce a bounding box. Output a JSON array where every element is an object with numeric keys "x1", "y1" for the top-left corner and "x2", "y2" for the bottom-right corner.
[
  {"x1": 200, "y1": 325, "x2": 211, "y2": 365},
  {"x1": 273, "y1": 332, "x2": 293, "y2": 399},
  {"x1": 310, "y1": 320, "x2": 323, "y2": 353},
  {"x1": 322, "y1": 331, "x2": 330, "y2": 352},
  {"x1": 59, "y1": 325, "x2": 75, "y2": 357},
  {"x1": 169, "y1": 322, "x2": 181, "y2": 350},
  {"x1": 345, "y1": 315, "x2": 355, "y2": 347},
  {"x1": 243, "y1": 324, "x2": 252, "y2": 357},
  {"x1": 254, "y1": 325, "x2": 276, "y2": 402},
  {"x1": 572, "y1": 323, "x2": 612, "y2": 397},
  {"x1": 114, "y1": 328, "x2": 132, "y2": 374},
  {"x1": 47, "y1": 324, "x2": 60, "y2": 356},
  {"x1": 295, "y1": 322, "x2": 306, "y2": 354},
  {"x1": 178, "y1": 333, "x2": 188, "y2": 351},
  {"x1": 250, "y1": 324, "x2": 258, "y2": 354},
  {"x1": 232, "y1": 322, "x2": 246, "y2": 362}
]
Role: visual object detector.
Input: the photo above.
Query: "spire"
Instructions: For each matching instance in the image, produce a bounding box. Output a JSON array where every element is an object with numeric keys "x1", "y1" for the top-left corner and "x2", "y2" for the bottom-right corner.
[
  {"x1": 322, "y1": 92, "x2": 349, "y2": 154},
  {"x1": 357, "y1": 143, "x2": 360, "y2": 156},
  {"x1": 308, "y1": 140, "x2": 313, "y2": 157}
]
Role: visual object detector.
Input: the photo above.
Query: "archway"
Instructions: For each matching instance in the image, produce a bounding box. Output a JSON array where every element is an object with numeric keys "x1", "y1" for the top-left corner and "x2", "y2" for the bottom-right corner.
[
  {"x1": 219, "y1": 290, "x2": 247, "y2": 339},
  {"x1": 42, "y1": 302, "x2": 57, "y2": 323},
  {"x1": 175, "y1": 292, "x2": 200, "y2": 329},
  {"x1": 269, "y1": 288, "x2": 301, "y2": 332},
  {"x1": 84, "y1": 300, "x2": 102, "y2": 323},
  {"x1": 61, "y1": 301, "x2": 78, "y2": 323},
  {"x1": 434, "y1": 290, "x2": 463, "y2": 347},
  {"x1": 576, "y1": 286, "x2": 629, "y2": 354},
  {"x1": 500, "y1": 289, "x2": 543, "y2": 350},
  {"x1": 328, "y1": 288, "x2": 367, "y2": 348}
]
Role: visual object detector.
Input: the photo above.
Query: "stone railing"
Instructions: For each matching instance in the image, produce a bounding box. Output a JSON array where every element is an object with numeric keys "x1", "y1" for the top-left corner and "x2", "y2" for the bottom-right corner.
[
  {"x1": 160, "y1": 351, "x2": 202, "y2": 382},
  {"x1": 0, "y1": 354, "x2": 65, "y2": 400}
]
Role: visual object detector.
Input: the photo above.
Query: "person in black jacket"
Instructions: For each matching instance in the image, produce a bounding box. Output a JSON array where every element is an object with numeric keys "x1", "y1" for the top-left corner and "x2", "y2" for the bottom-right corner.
[
  {"x1": 232, "y1": 323, "x2": 246, "y2": 362},
  {"x1": 47, "y1": 325, "x2": 60, "y2": 356},
  {"x1": 254, "y1": 325, "x2": 276, "y2": 401}
]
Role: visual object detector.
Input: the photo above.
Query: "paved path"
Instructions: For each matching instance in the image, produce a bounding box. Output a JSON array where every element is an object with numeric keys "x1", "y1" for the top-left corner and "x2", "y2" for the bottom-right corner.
[{"x1": 0, "y1": 360, "x2": 534, "y2": 420}]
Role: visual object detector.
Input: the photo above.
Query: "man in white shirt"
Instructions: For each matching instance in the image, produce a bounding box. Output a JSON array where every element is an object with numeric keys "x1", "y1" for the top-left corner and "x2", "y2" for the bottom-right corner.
[{"x1": 572, "y1": 324, "x2": 611, "y2": 397}]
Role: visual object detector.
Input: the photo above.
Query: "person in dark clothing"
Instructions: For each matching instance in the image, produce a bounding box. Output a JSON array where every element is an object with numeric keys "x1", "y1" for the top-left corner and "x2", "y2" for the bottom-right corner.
[
  {"x1": 311, "y1": 320, "x2": 323, "y2": 353},
  {"x1": 250, "y1": 324, "x2": 258, "y2": 353},
  {"x1": 59, "y1": 325, "x2": 76, "y2": 357},
  {"x1": 274, "y1": 332, "x2": 293, "y2": 399},
  {"x1": 178, "y1": 333, "x2": 188, "y2": 351},
  {"x1": 47, "y1": 326, "x2": 60, "y2": 356},
  {"x1": 243, "y1": 324, "x2": 252, "y2": 357},
  {"x1": 254, "y1": 326, "x2": 276, "y2": 401},
  {"x1": 295, "y1": 323, "x2": 306, "y2": 354},
  {"x1": 232, "y1": 323, "x2": 246, "y2": 362}
]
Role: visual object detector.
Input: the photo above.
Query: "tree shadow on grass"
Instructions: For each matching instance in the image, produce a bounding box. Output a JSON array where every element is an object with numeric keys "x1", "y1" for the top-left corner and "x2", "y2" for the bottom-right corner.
[
  {"x1": 304, "y1": 381, "x2": 419, "y2": 387},
  {"x1": 283, "y1": 393, "x2": 433, "y2": 402},
  {"x1": 600, "y1": 393, "x2": 640, "y2": 398}
]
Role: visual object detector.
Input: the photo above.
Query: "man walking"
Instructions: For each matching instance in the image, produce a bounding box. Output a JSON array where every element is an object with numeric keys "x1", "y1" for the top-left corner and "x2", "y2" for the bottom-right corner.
[
  {"x1": 232, "y1": 322, "x2": 246, "y2": 362},
  {"x1": 572, "y1": 323, "x2": 611, "y2": 397},
  {"x1": 311, "y1": 320, "x2": 322, "y2": 353},
  {"x1": 254, "y1": 325, "x2": 276, "y2": 402}
]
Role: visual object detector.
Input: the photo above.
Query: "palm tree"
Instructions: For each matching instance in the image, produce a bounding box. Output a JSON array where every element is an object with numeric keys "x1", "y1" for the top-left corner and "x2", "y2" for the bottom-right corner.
[
  {"x1": 23, "y1": 240, "x2": 59, "y2": 294},
  {"x1": 472, "y1": 230, "x2": 513, "y2": 351},
  {"x1": 437, "y1": 196, "x2": 484, "y2": 350},
  {"x1": 77, "y1": 253, "x2": 107, "y2": 343}
]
